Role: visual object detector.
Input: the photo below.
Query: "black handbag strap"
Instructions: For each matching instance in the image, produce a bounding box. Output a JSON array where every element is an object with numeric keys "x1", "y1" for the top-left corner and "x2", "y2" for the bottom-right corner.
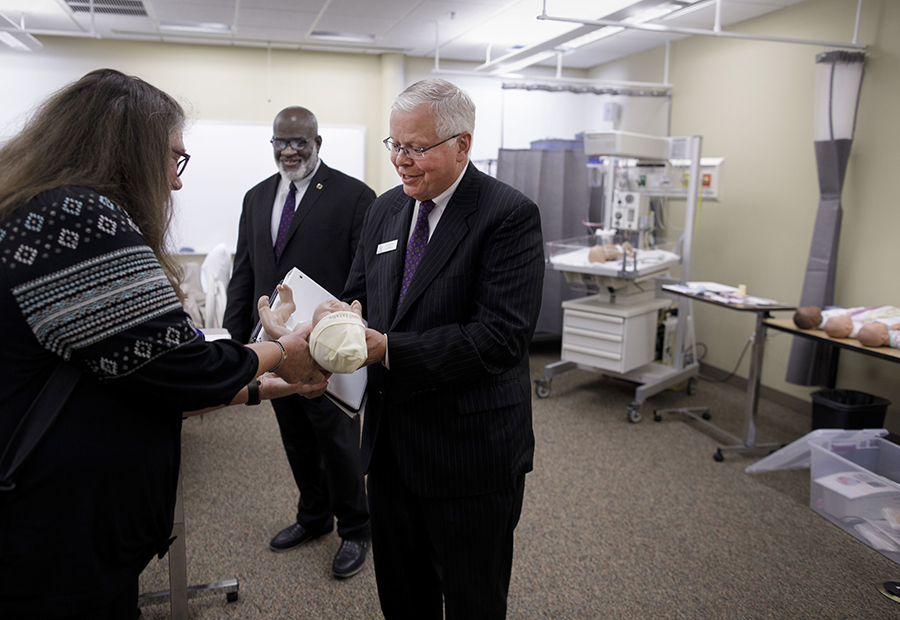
[{"x1": 0, "y1": 362, "x2": 82, "y2": 492}]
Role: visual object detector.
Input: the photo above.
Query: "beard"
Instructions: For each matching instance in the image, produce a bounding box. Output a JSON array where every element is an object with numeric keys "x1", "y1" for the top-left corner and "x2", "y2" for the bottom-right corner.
[{"x1": 277, "y1": 145, "x2": 319, "y2": 182}]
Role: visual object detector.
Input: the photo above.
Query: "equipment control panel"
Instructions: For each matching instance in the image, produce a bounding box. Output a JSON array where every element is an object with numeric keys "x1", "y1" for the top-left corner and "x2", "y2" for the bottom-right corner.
[{"x1": 611, "y1": 191, "x2": 650, "y2": 231}]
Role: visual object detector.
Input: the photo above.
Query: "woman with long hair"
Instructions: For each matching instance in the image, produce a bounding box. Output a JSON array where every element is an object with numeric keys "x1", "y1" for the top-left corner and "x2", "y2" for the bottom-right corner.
[{"x1": 0, "y1": 69, "x2": 327, "y2": 619}]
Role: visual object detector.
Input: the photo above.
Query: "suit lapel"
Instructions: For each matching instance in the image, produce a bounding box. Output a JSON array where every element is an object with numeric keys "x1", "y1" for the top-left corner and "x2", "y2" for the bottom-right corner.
[
  {"x1": 391, "y1": 164, "x2": 480, "y2": 327},
  {"x1": 377, "y1": 193, "x2": 414, "y2": 326},
  {"x1": 257, "y1": 174, "x2": 281, "y2": 272}
]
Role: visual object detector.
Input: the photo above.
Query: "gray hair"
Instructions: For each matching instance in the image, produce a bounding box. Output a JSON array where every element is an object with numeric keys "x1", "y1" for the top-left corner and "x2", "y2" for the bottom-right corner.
[{"x1": 392, "y1": 79, "x2": 475, "y2": 139}]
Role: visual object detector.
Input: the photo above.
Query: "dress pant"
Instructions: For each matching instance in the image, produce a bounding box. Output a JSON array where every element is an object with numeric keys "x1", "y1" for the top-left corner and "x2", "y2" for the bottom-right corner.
[
  {"x1": 271, "y1": 394, "x2": 369, "y2": 541},
  {"x1": 367, "y1": 438, "x2": 526, "y2": 620}
]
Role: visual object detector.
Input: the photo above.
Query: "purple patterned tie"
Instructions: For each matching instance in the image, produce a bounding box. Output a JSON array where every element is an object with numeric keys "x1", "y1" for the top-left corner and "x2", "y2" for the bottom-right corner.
[
  {"x1": 274, "y1": 182, "x2": 297, "y2": 262},
  {"x1": 397, "y1": 200, "x2": 436, "y2": 309}
]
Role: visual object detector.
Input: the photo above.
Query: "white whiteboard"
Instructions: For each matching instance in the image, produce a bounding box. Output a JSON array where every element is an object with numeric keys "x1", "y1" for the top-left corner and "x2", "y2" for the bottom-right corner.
[{"x1": 171, "y1": 121, "x2": 367, "y2": 254}]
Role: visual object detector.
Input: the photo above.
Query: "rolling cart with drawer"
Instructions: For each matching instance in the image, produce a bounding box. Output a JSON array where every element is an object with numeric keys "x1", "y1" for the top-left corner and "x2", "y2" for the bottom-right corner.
[{"x1": 535, "y1": 293, "x2": 700, "y2": 423}]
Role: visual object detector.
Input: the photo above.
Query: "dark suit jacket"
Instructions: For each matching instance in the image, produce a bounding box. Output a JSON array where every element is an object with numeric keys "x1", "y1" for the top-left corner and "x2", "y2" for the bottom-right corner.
[
  {"x1": 342, "y1": 162, "x2": 544, "y2": 498},
  {"x1": 224, "y1": 162, "x2": 375, "y2": 343}
]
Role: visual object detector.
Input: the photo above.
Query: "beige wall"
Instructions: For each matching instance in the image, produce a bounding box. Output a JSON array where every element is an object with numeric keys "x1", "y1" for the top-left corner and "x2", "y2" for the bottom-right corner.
[
  {"x1": 590, "y1": 0, "x2": 900, "y2": 430},
  {"x1": 1, "y1": 37, "x2": 393, "y2": 192}
]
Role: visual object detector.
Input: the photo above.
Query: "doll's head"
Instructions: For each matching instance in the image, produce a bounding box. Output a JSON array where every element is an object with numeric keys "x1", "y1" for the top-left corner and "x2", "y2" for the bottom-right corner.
[
  {"x1": 823, "y1": 315, "x2": 853, "y2": 339},
  {"x1": 588, "y1": 241, "x2": 635, "y2": 263},
  {"x1": 312, "y1": 299, "x2": 362, "y2": 326},
  {"x1": 857, "y1": 322, "x2": 891, "y2": 347},
  {"x1": 309, "y1": 299, "x2": 366, "y2": 374},
  {"x1": 793, "y1": 306, "x2": 823, "y2": 330}
]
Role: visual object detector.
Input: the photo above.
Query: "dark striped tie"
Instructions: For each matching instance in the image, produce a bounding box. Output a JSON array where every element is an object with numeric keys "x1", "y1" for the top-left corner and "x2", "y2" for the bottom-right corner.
[
  {"x1": 274, "y1": 181, "x2": 297, "y2": 262},
  {"x1": 397, "y1": 200, "x2": 436, "y2": 309}
]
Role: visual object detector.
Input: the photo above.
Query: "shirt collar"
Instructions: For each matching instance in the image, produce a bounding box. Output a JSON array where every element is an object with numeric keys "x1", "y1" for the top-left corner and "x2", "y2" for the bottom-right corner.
[
  {"x1": 278, "y1": 158, "x2": 322, "y2": 194},
  {"x1": 423, "y1": 163, "x2": 467, "y2": 211}
]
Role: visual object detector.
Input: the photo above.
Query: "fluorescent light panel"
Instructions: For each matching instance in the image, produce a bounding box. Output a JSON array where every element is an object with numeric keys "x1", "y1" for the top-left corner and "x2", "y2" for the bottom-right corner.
[
  {"x1": 0, "y1": 29, "x2": 42, "y2": 51},
  {"x1": 309, "y1": 31, "x2": 375, "y2": 43},
  {"x1": 158, "y1": 21, "x2": 232, "y2": 35},
  {"x1": 489, "y1": 0, "x2": 701, "y2": 72},
  {"x1": 558, "y1": 26, "x2": 625, "y2": 51},
  {"x1": 494, "y1": 50, "x2": 560, "y2": 75},
  {"x1": 0, "y1": 30, "x2": 28, "y2": 50}
]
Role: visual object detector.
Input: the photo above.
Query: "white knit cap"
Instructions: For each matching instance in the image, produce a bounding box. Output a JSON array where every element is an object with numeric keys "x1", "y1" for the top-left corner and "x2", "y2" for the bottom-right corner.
[{"x1": 308, "y1": 310, "x2": 367, "y2": 374}]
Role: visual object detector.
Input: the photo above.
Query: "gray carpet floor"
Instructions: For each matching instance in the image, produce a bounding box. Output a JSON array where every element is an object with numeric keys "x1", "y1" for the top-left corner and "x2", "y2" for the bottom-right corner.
[{"x1": 137, "y1": 342, "x2": 900, "y2": 619}]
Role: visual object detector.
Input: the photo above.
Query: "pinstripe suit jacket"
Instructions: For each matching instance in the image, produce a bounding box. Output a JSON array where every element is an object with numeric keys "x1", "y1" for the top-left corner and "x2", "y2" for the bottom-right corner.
[
  {"x1": 342, "y1": 162, "x2": 544, "y2": 498},
  {"x1": 223, "y1": 162, "x2": 375, "y2": 343}
]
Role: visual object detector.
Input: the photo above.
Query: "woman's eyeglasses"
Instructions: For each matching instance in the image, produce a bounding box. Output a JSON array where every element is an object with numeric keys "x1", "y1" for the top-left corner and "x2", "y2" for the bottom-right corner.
[{"x1": 171, "y1": 148, "x2": 190, "y2": 177}]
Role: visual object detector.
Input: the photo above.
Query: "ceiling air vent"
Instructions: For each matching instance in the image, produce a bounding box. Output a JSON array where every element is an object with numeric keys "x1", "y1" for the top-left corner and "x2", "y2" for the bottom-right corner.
[{"x1": 65, "y1": 0, "x2": 148, "y2": 17}]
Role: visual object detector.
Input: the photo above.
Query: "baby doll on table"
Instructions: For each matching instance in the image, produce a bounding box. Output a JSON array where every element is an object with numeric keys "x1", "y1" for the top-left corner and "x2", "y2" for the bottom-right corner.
[
  {"x1": 793, "y1": 305, "x2": 900, "y2": 349},
  {"x1": 257, "y1": 284, "x2": 367, "y2": 374},
  {"x1": 588, "y1": 240, "x2": 634, "y2": 263}
]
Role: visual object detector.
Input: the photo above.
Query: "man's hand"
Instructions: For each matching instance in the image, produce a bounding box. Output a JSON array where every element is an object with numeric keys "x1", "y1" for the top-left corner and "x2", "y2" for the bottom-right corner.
[{"x1": 362, "y1": 328, "x2": 387, "y2": 367}]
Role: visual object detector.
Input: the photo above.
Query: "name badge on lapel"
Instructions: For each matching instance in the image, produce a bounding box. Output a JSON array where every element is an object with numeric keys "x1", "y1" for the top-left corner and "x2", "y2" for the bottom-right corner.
[{"x1": 377, "y1": 240, "x2": 398, "y2": 254}]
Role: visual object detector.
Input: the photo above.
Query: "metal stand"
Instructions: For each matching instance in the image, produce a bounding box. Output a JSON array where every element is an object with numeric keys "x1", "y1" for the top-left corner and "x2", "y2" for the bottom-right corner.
[
  {"x1": 654, "y1": 310, "x2": 783, "y2": 461},
  {"x1": 537, "y1": 358, "x2": 700, "y2": 424},
  {"x1": 138, "y1": 468, "x2": 238, "y2": 618}
]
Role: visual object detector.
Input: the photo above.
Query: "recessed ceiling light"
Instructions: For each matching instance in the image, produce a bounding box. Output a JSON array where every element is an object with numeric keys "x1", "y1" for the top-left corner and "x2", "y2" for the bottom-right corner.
[
  {"x1": 310, "y1": 31, "x2": 375, "y2": 44},
  {"x1": 158, "y1": 21, "x2": 232, "y2": 35},
  {"x1": 0, "y1": 30, "x2": 42, "y2": 51},
  {"x1": 0, "y1": 31, "x2": 29, "y2": 51}
]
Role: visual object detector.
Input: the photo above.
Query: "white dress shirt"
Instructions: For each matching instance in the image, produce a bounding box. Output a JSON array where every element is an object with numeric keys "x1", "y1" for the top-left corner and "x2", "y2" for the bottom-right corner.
[{"x1": 270, "y1": 159, "x2": 322, "y2": 244}]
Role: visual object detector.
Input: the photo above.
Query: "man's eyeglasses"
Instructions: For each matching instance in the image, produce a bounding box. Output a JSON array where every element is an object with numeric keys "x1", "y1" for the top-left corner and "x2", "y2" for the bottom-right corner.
[
  {"x1": 271, "y1": 138, "x2": 309, "y2": 150},
  {"x1": 172, "y1": 148, "x2": 190, "y2": 177},
  {"x1": 383, "y1": 134, "x2": 461, "y2": 160}
]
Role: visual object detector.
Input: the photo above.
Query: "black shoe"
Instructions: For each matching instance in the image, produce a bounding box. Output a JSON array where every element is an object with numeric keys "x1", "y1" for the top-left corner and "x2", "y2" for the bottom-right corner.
[
  {"x1": 269, "y1": 523, "x2": 332, "y2": 552},
  {"x1": 332, "y1": 539, "x2": 368, "y2": 578}
]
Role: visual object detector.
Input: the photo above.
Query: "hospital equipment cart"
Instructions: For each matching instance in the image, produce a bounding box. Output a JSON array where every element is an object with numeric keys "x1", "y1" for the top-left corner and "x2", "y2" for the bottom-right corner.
[{"x1": 535, "y1": 135, "x2": 705, "y2": 423}]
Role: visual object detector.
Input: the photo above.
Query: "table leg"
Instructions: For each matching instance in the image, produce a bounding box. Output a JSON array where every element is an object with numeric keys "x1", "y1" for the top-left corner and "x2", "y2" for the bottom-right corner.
[
  {"x1": 741, "y1": 312, "x2": 766, "y2": 448},
  {"x1": 137, "y1": 467, "x2": 239, "y2": 616},
  {"x1": 717, "y1": 313, "x2": 779, "y2": 458},
  {"x1": 657, "y1": 311, "x2": 780, "y2": 461}
]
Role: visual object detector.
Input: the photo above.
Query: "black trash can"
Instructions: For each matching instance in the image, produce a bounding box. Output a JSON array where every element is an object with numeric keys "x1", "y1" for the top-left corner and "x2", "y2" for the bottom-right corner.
[{"x1": 810, "y1": 389, "x2": 890, "y2": 430}]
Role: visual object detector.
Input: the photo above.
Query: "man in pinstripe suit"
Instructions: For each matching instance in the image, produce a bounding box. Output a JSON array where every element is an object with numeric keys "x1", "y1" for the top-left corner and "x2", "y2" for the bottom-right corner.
[{"x1": 341, "y1": 79, "x2": 544, "y2": 619}]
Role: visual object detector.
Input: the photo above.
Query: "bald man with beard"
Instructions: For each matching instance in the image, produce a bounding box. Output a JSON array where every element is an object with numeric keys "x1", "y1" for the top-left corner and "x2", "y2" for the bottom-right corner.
[{"x1": 223, "y1": 106, "x2": 375, "y2": 579}]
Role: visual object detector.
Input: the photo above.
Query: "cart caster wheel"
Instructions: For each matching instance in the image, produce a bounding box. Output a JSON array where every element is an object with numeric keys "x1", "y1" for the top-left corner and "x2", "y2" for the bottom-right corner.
[
  {"x1": 713, "y1": 449, "x2": 724, "y2": 462},
  {"x1": 702, "y1": 411, "x2": 711, "y2": 420},
  {"x1": 653, "y1": 410, "x2": 662, "y2": 422},
  {"x1": 686, "y1": 377, "x2": 698, "y2": 396},
  {"x1": 534, "y1": 381, "x2": 551, "y2": 399},
  {"x1": 226, "y1": 591, "x2": 239, "y2": 603},
  {"x1": 627, "y1": 407, "x2": 642, "y2": 424}
]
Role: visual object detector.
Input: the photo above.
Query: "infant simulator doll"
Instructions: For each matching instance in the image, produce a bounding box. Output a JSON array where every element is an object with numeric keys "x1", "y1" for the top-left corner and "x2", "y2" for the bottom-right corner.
[
  {"x1": 793, "y1": 305, "x2": 900, "y2": 349},
  {"x1": 258, "y1": 284, "x2": 367, "y2": 374}
]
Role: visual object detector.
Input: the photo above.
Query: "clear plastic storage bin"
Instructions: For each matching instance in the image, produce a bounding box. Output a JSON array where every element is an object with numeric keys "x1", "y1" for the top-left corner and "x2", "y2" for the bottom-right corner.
[{"x1": 810, "y1": 436, "x2": 900, "y2": 564}]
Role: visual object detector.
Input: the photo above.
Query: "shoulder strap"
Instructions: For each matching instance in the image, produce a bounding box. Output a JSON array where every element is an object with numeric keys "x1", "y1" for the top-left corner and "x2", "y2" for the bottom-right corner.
[{"x1": 0, "y1": 363, "x2": 82, "y2": 492}]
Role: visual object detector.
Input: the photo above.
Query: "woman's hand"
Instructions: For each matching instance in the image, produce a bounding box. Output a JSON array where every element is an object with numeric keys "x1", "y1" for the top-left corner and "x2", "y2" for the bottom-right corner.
[
  {"x1": 276, "y1": 322, "x2": 331, "y2": 385},
  {"x1": 259, "y1": 372, "x2": 329, "y2": 400}
]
